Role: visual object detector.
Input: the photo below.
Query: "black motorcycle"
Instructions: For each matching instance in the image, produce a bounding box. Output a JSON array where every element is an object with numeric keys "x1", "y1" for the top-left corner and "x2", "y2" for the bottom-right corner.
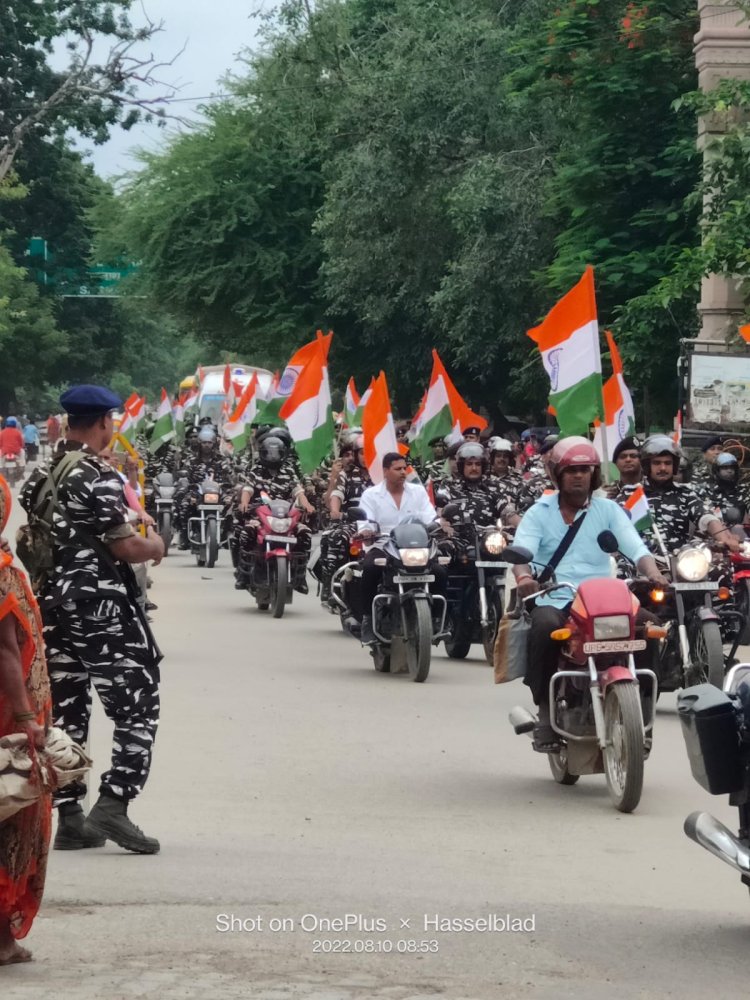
[
  {"x1": 152, "y1": 471, "x2": 176, "y2": 555},
  {"x1": 441, "y1": 501, "x2": 508, "y2": 664},
  {"x1": 678, "y1": 664, "x2": 750, "y2": 898},
  {"x1": 368, "y1": 521, "x2": 448, "y2": 683},
  {"x1": 188, "y1": 477, "x2": 226, "y2": 568}
]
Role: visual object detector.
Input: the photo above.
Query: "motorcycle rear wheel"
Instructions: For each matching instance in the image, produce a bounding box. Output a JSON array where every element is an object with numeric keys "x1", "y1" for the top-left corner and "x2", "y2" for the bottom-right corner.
[
  {"x1": 603, "y1": 683, "x2": 644, "y2": 813},
  {"x1": 270, "y1": 556, "x2": 289, "y2": 619},
  {"x1": 548, "y1": 746, "x2": 579, "y2": 786},
  {"x1": 405, "y1": 600, "x2": 432, "y2": 683},
  {"x1": 690, "y1": 618, "x2": 725, "y2": 689}
]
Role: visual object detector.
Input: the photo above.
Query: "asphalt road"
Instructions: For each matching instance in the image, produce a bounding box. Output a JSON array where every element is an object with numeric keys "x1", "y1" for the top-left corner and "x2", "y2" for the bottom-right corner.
[{"x1": 3, "y1": 500, "x2": 750, "y2": 999}]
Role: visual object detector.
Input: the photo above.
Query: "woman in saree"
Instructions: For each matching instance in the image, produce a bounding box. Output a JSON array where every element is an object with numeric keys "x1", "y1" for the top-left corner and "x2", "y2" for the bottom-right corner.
[{"x1": 0, "y1": 474, "x2": 51, "y2": 965}]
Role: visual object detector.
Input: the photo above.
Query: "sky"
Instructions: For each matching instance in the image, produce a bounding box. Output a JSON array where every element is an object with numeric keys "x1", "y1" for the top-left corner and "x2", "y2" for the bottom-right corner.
[{"x1": 76, "y1": 1, "x2": 263, "y2": 178}]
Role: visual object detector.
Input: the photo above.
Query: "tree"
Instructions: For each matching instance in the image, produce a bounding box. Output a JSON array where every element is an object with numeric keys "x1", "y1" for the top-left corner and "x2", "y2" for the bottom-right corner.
[{"x1": 0, "y1": 0, "x2": 179, "y2": 183}]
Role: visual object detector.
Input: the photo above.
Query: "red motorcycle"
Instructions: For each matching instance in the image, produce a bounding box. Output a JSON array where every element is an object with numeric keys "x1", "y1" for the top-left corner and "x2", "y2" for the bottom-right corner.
[
  {"x1": 507, "y1": 534, "x2": 661, "y2": 813},
  {"x1": 239, "y1": 492, "x2": 308, "y2": 618}
]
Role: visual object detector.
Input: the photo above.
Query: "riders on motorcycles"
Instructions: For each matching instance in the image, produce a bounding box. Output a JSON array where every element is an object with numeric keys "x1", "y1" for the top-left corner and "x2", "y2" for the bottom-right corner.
[
  {"x1": 694, "y1": 452, "x2": 750, "y2": 524},
  {"x1": 691, "y1": 435, "x2": 725, "y2": 488},
  {"x1": 487, "y1": 437, "x2": 523, "y2": 507},
  {"x1": 358, "y1": 452, "x2": 441, "y2": 644},
  {"x1": 0, "y1": 417, "x2": 24, "y2": 462},
  {"x1": 612, "y1": 435, "x2": 739, "y2": 554},
  {"x1": 512, "y1": 437, "x2": 667, "y2": 751},
  {"x1": 176, "y1": 424, "x2": 233, "y2": 549},
  {"x1": 438, "y1": 442, "x2": 518, "y2": 530},
  {"x1": 234, "y1": 435, "x2": 313, "y2": 592}
]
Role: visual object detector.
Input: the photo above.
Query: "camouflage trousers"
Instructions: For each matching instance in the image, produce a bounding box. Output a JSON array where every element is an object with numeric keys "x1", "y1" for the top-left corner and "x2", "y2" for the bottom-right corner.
[{"x1": 43, "y1": 598, "x2": 161, "y2": 805}]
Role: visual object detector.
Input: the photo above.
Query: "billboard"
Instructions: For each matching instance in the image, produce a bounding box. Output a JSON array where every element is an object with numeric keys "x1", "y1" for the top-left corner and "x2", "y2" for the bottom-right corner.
[{"x1": 688, "y1": 353, "x2": 750, "y2": 430}]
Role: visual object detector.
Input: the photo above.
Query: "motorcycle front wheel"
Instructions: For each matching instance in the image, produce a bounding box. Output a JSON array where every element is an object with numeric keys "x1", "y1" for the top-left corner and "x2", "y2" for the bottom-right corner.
[
  {"x1": 270, "y1": 556, "x2": 289, "y2": 619},
  {"x1": 159, "y1": 511, "x2": 172, "y2": 555},
  {"x1": 205, "y1": 518, "x2": 219, "y2": 568},
  {"x1": 482, "y1": 592, "x2": 503, "y2": 666},
  {"x1": 603, "y1": 683, "x2": 644, "y2": 813},
  {"x1": 737, "y1": 579, "x2": 750, "y2": 646},
  {"x1": 404, "y1": 599, "x2": 432, "y2": 683},
  {"x1": 690, "y1": 617, "x2": 724, "y2": 689},
  {"x1": 444, "y1": 614, "x2": 471, "y2": 659}
]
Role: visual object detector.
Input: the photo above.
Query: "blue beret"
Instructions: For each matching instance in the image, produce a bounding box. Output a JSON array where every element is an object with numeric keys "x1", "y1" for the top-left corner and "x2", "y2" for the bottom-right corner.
[{"x1": 60, "y1": 384, "x2": 122, "y2": 416}]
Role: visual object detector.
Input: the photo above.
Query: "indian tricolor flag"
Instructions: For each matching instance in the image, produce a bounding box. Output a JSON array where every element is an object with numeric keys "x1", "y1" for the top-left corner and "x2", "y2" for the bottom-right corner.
[
  {"x1": 344, "y1": 378, "x2": 360, "y2": 426},
  {"x1": 173, "y1": 393, "x2": 186, "y2": 442},
  {"x1": 527, "y1": 266, "x2": 603, "y2": 437},
  {"x1": 408, "y1": 351, "x2": 454, "y2": 462},
  {"x1": 224, "y1": 373, "x2": 259, "y2": 454},
  {"x1": 624, "y1": 485, "x2": 652, "y2": 533},
  {"x1": 593, "y1": 331, "x2": 636, "y2": 475},
  {"x1": 279, "y1": 344, "x2": 334, "y2": 473},
  {"x1": 149, "y1": 389, "x2": 176, "y2": 452},
  {"x1": 362, "y1": 371, "x2": 399, "y2": 483},
  {"x1": 117, "y1": 393, "x2": 146, "y2": 446},
  {"x1": 352, "y1": 377, "x2": 374, "y2": 427},
  {"x1": 260, "y1": 331, "x2": 333, "y2": 427}
]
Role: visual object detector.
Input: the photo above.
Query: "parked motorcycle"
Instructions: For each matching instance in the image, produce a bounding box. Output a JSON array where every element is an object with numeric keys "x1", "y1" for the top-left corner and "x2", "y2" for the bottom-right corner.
[
  {"x1": 678, "y1": 663, "x2": 750, "y2": 897},
  {"x1": 441, "y1": 501, "x2": 508, "y2": 664},
  {"x1": 188, "y1": 477, "x2": 225, "y2": 568},
  {"x1": 367, "y1": 521, "x2": 449, "y2": 683},
  {"x1": 632, "y1": 540, "x2": 735, "y2": 691},
  {"x1": 508, "y1": 532, "x2": 660, "y2": 813},
  {"x1": 153, "y1": 471, "x2": 176, "y2": 555},
  {"x1": 240, "y1": 494, "x2": 307, "y2": 618}
]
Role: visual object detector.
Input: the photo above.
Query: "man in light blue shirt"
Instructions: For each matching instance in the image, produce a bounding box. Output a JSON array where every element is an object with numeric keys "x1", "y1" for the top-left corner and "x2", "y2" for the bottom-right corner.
[{"x1": 512, "y1": 437, "x2": 666, "y2": 750}]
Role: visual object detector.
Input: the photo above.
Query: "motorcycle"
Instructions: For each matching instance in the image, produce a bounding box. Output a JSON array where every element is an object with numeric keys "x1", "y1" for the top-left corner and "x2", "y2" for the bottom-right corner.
[
  {"x1": 718, "y1": 506, "x2": 750, "y2": 646},
  {"x1": 327, "y1": 508, "x2": 380, "y2": 637},
  {"x1": 678, "y1": 663, "x2": 750, "y2": 898},
  {"x1": 152, "y1": 471, "x2": 176, "y2": 555},
  {"x1": 188, "y1": 477, "x2": 226, "y2": 568},
  {"x1": 1, "y1": 453, "x2": 23, "y2": 487},
  {"x1": 367, "y1": 521, "x2": 449, "y2": 683},
  {"x1": 508, "y1": 532, "x2": 660, "y2": 813},
  {"x1": 240, "y1": 494, "x2": 307, "y2": 618},
  {"x1": 441, "y1": 501, "x2": 508, "y2": 664},
  {"x1": 631, "y1": 539, "x2": 736, "y2": 691}
]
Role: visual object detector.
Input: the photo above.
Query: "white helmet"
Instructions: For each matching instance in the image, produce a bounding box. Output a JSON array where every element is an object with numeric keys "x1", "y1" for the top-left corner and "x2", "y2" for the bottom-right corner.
[{"x1": 488, "y1": 436, "x2": 513, "y2": 455}]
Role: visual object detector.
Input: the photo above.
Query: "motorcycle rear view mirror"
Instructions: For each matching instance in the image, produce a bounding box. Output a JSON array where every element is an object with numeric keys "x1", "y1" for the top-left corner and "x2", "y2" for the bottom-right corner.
[
  {"x1": 597, "y1": 530, "x2": 619, "y2": 554},
  {"x1": 502, "y1": 545, "x2": 534, "y2": 566},
  {"x1": 346, "y1": 506, "x2": 366, "y2": 523}
]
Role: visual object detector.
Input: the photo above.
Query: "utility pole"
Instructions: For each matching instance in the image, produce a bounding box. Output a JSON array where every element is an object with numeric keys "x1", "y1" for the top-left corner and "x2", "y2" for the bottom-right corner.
[{"x1": 694, "y1": 1, "x2": 750, "y2": 344}]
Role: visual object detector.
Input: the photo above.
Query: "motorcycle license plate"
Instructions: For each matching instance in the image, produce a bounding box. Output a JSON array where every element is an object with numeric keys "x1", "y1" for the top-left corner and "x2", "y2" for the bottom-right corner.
[
  {"x1": 583, "y1": 639, "x2": 646, "y2": 654},
  {"x1": 265, "y1": 535, "x2": 296, "y2": 545},
  {"x1": 393, "y1": 574, "x2": 434, "y2": 584},
  {"x1": 671, "y1": 581, "x2": 720, "y2": 592},
  {"x1": 475, "y1": 561, "x2": 504, "y2": 569},
  {"x1": 198, "y1": 504, "x2": 222, "y2": 511}
]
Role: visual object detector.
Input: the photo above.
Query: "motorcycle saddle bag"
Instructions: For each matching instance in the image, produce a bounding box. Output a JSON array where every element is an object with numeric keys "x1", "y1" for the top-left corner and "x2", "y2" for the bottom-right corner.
[{"x1": 677, "y1": 684, "x2": 744, "y2": 795}]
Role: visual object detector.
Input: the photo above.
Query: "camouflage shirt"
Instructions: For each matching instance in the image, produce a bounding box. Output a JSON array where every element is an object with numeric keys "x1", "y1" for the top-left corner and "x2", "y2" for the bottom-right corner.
[
  {"x1": 184, "y1": 447, "x2": 234, "y2": 487},
  {"x1": 20, "y1": 443, "x2": 137, "y2": 610},
  {"x1": 490, "y1": 469, "x2": 524, "y2": 507},
  {"x1": 331, "y1": 465, "x2": 373, "y2": 506},
  {"x1": 693, "y1": 478, "x2": 750, "y2": 519},
  {"x1": 241, "y1": 461, "x2": 303, "y2": 504},
  {"x1": 517, "y1": 472, "x2": 555, "y2": 512},
  {"x1": 612, "y1": 478, "x2": 715, "y2": 553},
  {"x1": 439, "y1": 475, "x2": 511, "y2": 527}
]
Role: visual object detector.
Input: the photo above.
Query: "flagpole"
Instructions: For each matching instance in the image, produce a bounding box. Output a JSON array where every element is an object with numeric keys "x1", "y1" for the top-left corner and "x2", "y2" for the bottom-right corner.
[{"x1": 597, "y1": 376, "x2": 611, "y2": 485}]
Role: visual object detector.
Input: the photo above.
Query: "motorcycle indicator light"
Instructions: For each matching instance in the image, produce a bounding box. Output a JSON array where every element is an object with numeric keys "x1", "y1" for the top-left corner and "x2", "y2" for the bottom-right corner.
[
  {"x1": 675, "y1": 545, "x2": 711, "y2": 582},
  {"x1": 401, "y1": 547, "x2": 429, "y2": 567},
  {"x1": 203, "y1": 492, "x2": 220, "y2": 504},
  {"x1": 349, "y1": 542, "x2": 362, "y2": 557},
  {"x1": 650, "y1": 588, "x2": 666, "y2": 603},
  {"x1": 483, "y1": 531, "x2": 507, "y2": 555},
  {"x1": 593, "y1": 615, "x2": 630, "y2": 640},
  {"x1": 550, "y1": 627, "x2": 572, "y2": 641},
  {"x1": 645, "y1": 623, "x2": 668, "y2": 639},
  {"x1": 717, "y1": 586, "x2": 732, "y2": 601}
]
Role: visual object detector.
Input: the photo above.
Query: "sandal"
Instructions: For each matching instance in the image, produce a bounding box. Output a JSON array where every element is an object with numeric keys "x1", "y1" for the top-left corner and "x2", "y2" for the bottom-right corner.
[{"x1": 532, "y1": 724, "x2": 562, "y2": 753}]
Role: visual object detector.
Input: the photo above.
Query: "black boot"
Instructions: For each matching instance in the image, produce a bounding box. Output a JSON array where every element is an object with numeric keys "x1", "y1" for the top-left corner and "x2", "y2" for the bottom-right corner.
[
  {"x1": 360, "y1": 615, "x2": 376, "y2": 645},
  {"x1": 84, "y1": 793, "x2": 160, "y2": 855},
  {"x1": 54, "y1": 802, "x2": 106, "y2": 851},
  {"x1": 178, "y1": 530, "x2": 190, "y2": 551}
]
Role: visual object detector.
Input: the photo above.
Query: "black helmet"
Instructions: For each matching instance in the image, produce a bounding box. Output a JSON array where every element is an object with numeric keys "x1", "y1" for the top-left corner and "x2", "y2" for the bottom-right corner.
[
  {"x1": 259, "y1": 437, "x2": 287, "y2": 468},
  {"x1": 641, "y1": 434, "x2": 679, "y2": 475},
  {"x1": 713, "y1": 451, "x2": 739, "y2": 485},
  {"x1": 257, "y1": 427, "x2": 292, "y2": 448},
  {"x1": 456, "y1": 441, "x2": 488, "y2": 477}
]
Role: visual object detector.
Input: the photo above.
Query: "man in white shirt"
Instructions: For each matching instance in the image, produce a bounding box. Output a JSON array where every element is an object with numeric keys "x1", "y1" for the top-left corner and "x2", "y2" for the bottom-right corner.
[{"x1": 358, "y1": 452, "x2": 439, "y2": 643}]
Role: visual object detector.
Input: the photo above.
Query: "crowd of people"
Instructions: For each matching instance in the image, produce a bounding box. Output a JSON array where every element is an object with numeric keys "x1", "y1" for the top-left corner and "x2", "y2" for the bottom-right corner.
[{"x1": 1, "y1": 378, "x2": 748, "y2": 965}]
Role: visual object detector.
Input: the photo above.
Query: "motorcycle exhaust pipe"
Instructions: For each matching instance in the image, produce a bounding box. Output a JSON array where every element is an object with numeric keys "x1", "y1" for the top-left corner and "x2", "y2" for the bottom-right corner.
[
  {"x1": 509, "y1": 706, "x2": 536, "y2": 736},
  {"x1": 684, "y1": 812, "x2": 750, "y2": 875}
]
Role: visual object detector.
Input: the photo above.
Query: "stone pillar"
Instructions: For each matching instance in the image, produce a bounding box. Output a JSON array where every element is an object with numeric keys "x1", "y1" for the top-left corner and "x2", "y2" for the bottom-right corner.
[{"x1": 694, "y1": 2, "x2": 750, "y2": 343}]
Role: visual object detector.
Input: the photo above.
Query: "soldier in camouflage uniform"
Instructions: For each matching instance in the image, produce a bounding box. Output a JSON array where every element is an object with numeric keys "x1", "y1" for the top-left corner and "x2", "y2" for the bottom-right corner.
[
  {"x1": 20, "y1": 385, "x2": 164, "y2": 855},
  {"x1": 693, "y1": 452, "x2": 750, "y2": 522},
  {"x1": 517, "y1": 435, "x2": 558, "y2": 512},
  {"x1": 690, "y1": 435, "x2": 725, "y2": 489},
  {"x1": 487, "y1": 437, "x2": 524, "y2": 508},
  {"x1": 605, "y1": 437, "x2": 641, "y2": 498},
  {"x1": 234, "y1": 435, "x2": 314, "y2": 591},
  {"x1": 419, "y1": 436, "x2": 448, "y2": 485},
  {"x1": 176, "y1": 425, "x2": 234, "y2": 549},
  {"x1": 610, "y1": 435, "x2": 738, "y2": 555},
  {"x1": 319, "y1": 438, "x2": 373, "y2": 603},
  {"x1": 437, "y1": 442, "x2": 518, "y2": 537}
]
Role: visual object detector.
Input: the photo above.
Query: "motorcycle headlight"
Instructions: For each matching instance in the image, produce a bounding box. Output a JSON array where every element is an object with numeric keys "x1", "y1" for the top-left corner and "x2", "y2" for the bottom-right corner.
[
  {"x1": 269, "y1": 516, "x2": 292, "y2": 532},
  {"x1": 675, "y1": 545, "x2": 711, "y2": 582},
  {"x1": 203, "y1": 492, "x2": 220, "y2": 504},
  {"x1": 593, "y1": 615, "x2": 630, "y2": 640},
  {"x1": 483, "y1": 531, "x2": 507, "y2": 556},
  {"x1": 401, "y1": 547, "x2": 429, "y2": 567}
]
